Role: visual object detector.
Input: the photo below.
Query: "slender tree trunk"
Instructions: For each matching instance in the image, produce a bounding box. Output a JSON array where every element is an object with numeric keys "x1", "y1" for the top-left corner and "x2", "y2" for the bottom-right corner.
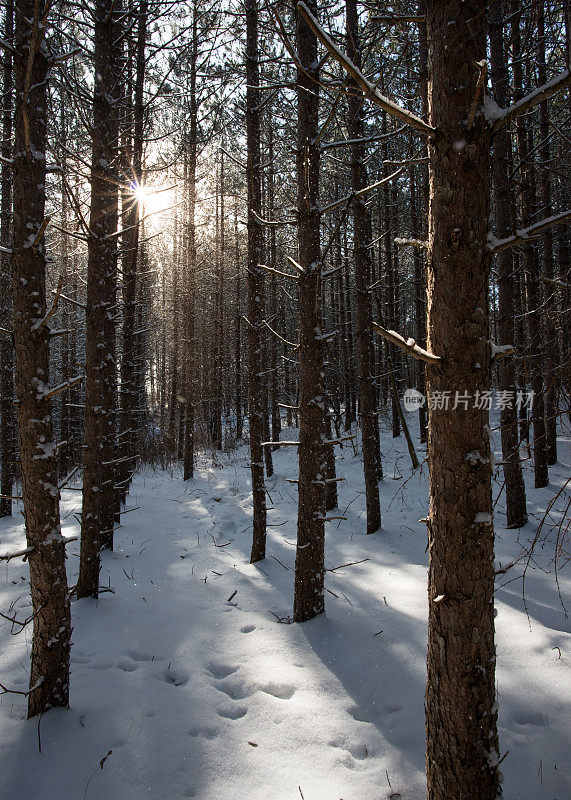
[
  {"x1": 77, "y1": 0, "x2": 121, "y2": 596},
  {"x1": 117, "y1": 0, "x2": 147, "y2": 507},
  {"x1": 245, "y1": 0, "x2": 267, "y2": 562},
  {"x1": 425, "y1": 2, "x2": 500, "y2": 798},
  {"x1": 213, "y1": 151, "x2": 224, "y2": 450},
  {"x1": 0, "y1": 0, "x2": 14, "y2": 518},
  {"x1": 234, "y1": 201, "x2": 243, "y2": 440},
  {"x1": 346, "y1": 0, "x2": 380, "y2": 534},
  {"x1": 489, "y1": 0, "x2": 527, "y2": 528},
  {"x1": 12, "y1": 0, "x2": 71, "y2": 715},
  {"x1": 293, "y1": 0, "x2": 326, "y2": 622},
  {"x1": 183, "y1": 3, "x2": 198, "y2": 481},
  {"x1": 512, "y1": 14, "x2": 549, "y2": 489},
  {"x1": 538, "y1": 1, "x2": 558, "y2": 466}
]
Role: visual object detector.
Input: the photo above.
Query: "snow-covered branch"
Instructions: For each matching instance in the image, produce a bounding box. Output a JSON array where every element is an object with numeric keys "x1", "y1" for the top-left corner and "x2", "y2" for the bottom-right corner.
[
  {"x1": 371, "y1": 322, "x2": 442, "y2": 365},
  {"x1": 487, "y1": 209, "x2": 571, "y2": 255},
  {"x1": 394, "y1": 237, "x2": 428, "y2": 250},
  {"x1": 295, "y1": 3, "x2": 435, "y2": 137},
  {"x1": 489, "y1": 70, "x2": 571, "y2": 134}
]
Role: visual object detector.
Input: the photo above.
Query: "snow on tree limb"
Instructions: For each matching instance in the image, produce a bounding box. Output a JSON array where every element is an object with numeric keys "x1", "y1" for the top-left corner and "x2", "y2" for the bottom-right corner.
[
  {"x1": 295, "y1": 2, "x2": 435, "y2": 137},
  {"x1": 371, "y1": 322, "x2": 442, "y2": 364},
  {"x1": 394, "y1": 237, "x2": 428, "y2": 249},
  {"x1": 487, "y1": 209, "x2": 571, "y2": 255},
  {"x1": 489, "y1": 69, "x2": 571, "y2": 134}
]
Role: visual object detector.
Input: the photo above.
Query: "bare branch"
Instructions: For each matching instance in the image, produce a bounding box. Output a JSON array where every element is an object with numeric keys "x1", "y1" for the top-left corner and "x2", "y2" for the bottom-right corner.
[
  {"x1": 487, "y1": 209, "x2": 571, "y2": 255},
  {"x1": 296, "y1": 2, "x2": 435, "y2": 137},
  {"x1": 371, "y1": 322, "x2": 442, "y2": 364},
  {"x1": 490, "y1": 69, "x2": 571, "y2": 134}
]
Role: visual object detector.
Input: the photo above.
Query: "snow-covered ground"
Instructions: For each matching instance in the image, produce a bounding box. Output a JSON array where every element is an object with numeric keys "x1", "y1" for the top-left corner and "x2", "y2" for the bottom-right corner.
[{"x1": 0, "y1": 418, "x2": 569, "y2": 800}]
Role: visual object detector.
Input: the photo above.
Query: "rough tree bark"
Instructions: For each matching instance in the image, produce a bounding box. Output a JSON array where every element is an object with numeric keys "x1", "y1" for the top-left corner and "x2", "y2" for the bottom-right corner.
[
  {"x1": 12, "y1": 0, "x2": 71, "y2": 715},
  {"x1": 346, "y1": 0, "x2": 381, "y2": 534},
  {"x1": 245, "y1": 0, "x2": 267, "y2": 562},
  {"x1": 77, "y1": 0, "x2": 121, "y2": 596},
  {"x1": 425, "y1": 2, "x2": 501, "y2": 797},
  {"x1": 0, "y1": 0, "x2": 14, "y2": 518},
  {"x1": 292, "y1": 0, "x2": 326, "y2": 622}
]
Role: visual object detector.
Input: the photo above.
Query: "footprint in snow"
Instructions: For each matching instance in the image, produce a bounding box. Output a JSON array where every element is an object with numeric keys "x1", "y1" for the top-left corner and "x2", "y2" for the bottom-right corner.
[
  {"x1": 240, "y1": 624, "x2": 256, "y2": 634},
  {"x1": 160, "y1": 667, "x2": 190, "y2": 687},
  {"x1": 259, "y1": 682, "x2": 296, "y2": 700},
  {"x1": 207, "y1": 662, "x2": 239, "y2": 679},
  {"x1": 115, "y1": 659, "x2": 139, "y2": 672},
  {"x1": 126, "y1": 649, "x2": 155, "y2": 662},
  {"x1": 217, "y1": 705, "x2": 248, "y2": 720},
  {"x1": 215, "y1": 680, "x2": 251, "y2": 700}
]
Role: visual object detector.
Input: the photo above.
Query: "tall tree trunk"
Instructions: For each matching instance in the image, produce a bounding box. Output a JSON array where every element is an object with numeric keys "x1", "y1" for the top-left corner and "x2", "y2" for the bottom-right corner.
[
  {"x1": 292, "y1": 0, "x2": 326, "y2": 622},
  {"x1": 12, "y1": 0, "x2": 71, "y2": 715},
  {"x1": 538, "y1": 1, "x2": 558, "y2": 466},
  {"x1": 183, "y1": 2, "x2": 198, "y2": 481},
  {"x1": 489, "y1": 0, "x2": 527, "y2": 528},
  {"x1": 425, "y1": 2, "x2": 500, "y2": 798},
  {"x1": 77, "y1": 0, "x2": 121, "y2": 596},
  {"x1": 346, "y1": 0, "x2": 381, "y2": 534},
  {"x1": 234, "y1": 200, "x2": 243, "y2": 440},
  {"x1": 0, "y1": 0, "x2": 14, "y2": 518},
  {"x1": 213, "y1": 150, "x2": 224, "y2": 450},
  {"x1": 512, "y1": 12, "x2": 549, "y2": 489},
  {"x1": 117, "y1": 0, "x2": 147, "y2": 501},
  {"x1": 245, "y1": 0, "x2": 267, "y2": 562}
]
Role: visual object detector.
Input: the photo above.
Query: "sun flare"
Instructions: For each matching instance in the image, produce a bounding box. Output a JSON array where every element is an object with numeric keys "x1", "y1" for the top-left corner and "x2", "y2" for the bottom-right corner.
[{"x1": 132, "y1": 181, "x2": 176, "y2": 227}]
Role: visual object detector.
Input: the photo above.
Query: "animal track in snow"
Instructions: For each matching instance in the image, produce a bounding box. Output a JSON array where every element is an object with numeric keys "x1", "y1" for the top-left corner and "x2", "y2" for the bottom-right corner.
[
  {"x1": 240, "y1": 624, "x2": 256, "y2": 634},
  {"x1": 217, "y1": 705, "x2": 248, "y2": 720},
  {"x1": 215, "y1": 680, "x2": 251, "y2": 700},
  {"x1": 259, "y1": 682, "x2": 296, "y2": 700},
  {"x1": 160, "y1": 666, "x2": 190, "y2": 687},
  {"x1": 126, "y1": 649, "x2": 155, "y2": 662},
  {"x1": 329, "y1": 739, "x2": 370, "y2": 761},
  {"x1": 207, "y1": 662, "x2": 239, "y2": 679},
  {"x1": 115, "y1": 659, "x2": 139, "y2": 672}
]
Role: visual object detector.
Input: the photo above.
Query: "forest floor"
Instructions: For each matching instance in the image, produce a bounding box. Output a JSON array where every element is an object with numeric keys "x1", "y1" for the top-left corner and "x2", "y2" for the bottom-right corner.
[{"x1": 0, "y1": 416, "x2": 569, "y2": 800}]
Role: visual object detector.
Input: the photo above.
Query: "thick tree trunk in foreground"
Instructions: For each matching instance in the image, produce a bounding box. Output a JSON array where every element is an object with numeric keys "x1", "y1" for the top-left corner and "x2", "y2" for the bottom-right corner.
[
  {"x1": 12, "y1": 0, "x2": 71, "y2": 715},
  {"x1": 77, "y1": 0, "x2": 121, "y2": 596},
  {"x1": 489, "y1": 0, "x2": 527, "y2": 529},
  {"x1": 425, "y1": 2, "x2": 500, "y2": 798},
  {"x1": 346, "y1": 0, "x2": 381, "y2": 535},
  {"x1": 245, "y1": 0, "x2": 267, "y2": 562},
  {"x1": 293, "y1": 0, "x2": 326, "y2": 622},
  {"x1": 0, "y1": 0, "x2": 14, "y2": 518}
]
